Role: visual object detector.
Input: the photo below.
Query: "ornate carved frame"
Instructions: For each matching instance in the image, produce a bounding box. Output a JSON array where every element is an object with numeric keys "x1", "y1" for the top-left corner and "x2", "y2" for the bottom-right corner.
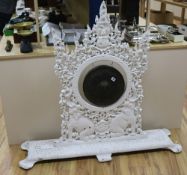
[{"x1": 19, "y1": 1, "x2": 182, "y2": 169}]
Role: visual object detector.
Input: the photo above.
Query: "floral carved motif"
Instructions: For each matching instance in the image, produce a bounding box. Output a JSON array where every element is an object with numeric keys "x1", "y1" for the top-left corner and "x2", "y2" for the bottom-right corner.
[{"x1": 52, "y1": 1, "x2": 150, "y2": 141}]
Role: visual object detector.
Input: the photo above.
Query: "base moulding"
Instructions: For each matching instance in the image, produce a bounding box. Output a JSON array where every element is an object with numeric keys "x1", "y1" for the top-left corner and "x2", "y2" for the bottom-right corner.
[{"x1": 19, "y1": 129, "x2": 182, "y2": 169}]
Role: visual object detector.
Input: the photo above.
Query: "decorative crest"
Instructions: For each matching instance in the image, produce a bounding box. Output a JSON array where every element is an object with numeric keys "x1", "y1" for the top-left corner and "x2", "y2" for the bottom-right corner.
[{"x1": 92, "y1": 1, "x2": 113, "y2": 42}]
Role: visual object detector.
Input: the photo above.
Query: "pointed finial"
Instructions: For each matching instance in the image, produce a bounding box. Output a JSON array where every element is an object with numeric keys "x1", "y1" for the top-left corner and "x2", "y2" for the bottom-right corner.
[{"x1": 95, "y1": 15, "x2": 99, "y2": 23}]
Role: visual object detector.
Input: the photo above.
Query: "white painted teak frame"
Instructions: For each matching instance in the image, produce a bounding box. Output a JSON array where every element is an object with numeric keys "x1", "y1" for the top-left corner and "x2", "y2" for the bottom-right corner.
[{"x1": 19, "y1": 1, "x2": 182, "y2": 170}]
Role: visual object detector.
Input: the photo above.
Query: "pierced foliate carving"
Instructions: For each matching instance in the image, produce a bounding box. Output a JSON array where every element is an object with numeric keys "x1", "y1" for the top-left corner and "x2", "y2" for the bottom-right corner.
[
  {"x1": 19, "y1": 1, "x2": 182, "y2": 170},
  {"x1": 52, "y1": 1, "x2": 149, "y2": 141}
]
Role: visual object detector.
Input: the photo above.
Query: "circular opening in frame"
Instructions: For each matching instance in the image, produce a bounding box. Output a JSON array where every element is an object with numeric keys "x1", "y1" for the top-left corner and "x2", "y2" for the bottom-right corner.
[
  {"x1": 82, "y1": 65, "x2": 126, "y2": 107},
  {"x1": 73, "y1": 55, "x2": 132, "y2": 112}
]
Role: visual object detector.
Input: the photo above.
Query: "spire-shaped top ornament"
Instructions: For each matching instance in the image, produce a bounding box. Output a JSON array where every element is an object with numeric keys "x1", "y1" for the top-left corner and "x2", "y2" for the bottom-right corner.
[{"x1": 92, "y1": 1, "x2": 113, "y2": 48}]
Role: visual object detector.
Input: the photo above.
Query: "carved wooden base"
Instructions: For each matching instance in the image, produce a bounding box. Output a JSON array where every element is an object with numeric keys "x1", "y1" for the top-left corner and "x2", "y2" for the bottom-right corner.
[{"x1": 19, "y1": 129, "x2": 182, "y2": 169}]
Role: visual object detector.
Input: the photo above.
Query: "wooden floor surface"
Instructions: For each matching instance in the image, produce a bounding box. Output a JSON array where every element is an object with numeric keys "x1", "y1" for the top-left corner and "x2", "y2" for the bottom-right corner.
[{"x1": 0, "y1": 94, "x2": 187, "y2": 175}]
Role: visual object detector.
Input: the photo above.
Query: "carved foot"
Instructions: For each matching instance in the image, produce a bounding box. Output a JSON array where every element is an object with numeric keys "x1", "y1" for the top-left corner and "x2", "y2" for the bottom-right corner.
[
  {"x1": 167, "y1": 144, "x2": 182, "y2": 153},
  {"x1": 96, "y1": 154, "x2": 112, "y2": 162},
  {"x1": 19, "y1": 159, "x2": 37, "y2": 169},
  {"x1": 21, "y1": 141, "x2": 30, "y2": 150},
  {"x1": 162, "y1": 129, "x2": 171, "y2": 136}
]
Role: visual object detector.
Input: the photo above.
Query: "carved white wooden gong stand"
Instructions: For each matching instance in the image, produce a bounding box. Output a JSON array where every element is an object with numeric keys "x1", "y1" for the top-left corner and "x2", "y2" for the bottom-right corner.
[{"x1": 19, "y1": 1, "x2": 182, "y2": 169}]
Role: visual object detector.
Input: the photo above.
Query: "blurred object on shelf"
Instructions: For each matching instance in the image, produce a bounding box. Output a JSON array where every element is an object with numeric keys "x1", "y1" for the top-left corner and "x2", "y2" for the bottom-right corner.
[
  {"x1": 150, "y1": 10, "x2": 173, "y2": 24},
  {"x1": 167, "y1": 32, "x2": 184, "y2": 42},
  {"x1": 20, "y1": 39, "x2": 33, "y2": 53},
  {"x1": 42, "y1": 22, "x2": 85, "y2": 45},
  {"x1": 11, "y1": 21, "x2": 34, "y2": 29},
  {"x1": 124, "y1": 30, "x2": 143, "y2": 45},
  {"x1": 38, "y1": 9, "x2": 48, "y2": 27},
  {"x1": 167, "y1": 26, "x2": 184, "y2": 42},
  {"x1": 42, "y1": 22, "x2": 61, "y2": 45},
  {"x1": 3, "y1": 25, "x2": 14, "y2": 36},
  {"x1": 16, "y1": 0, "x2": 25, "y2": 16},
  {"x1": 123, "y1": 23, "x2": 170, "y2": 45},
  {"x1": 157, "y1": 24, "x2": 177, "y2": 35},
  {"x1": 149, "y1": 33, "x2": 169, "y2": 44},
  {"x1": 5, "y1": 40, "x2": 13, "y2": 52},
  {"x1": 157, "y1": 24, "x2": 184, "y2": 42},
  {"x1": 10, "y1": 11, "x2": 35, "y2": 25},
  {"x1": 13, "y1": 25, "x2": 37, "y2": 43},
  {"x1": 13, "y1": 32, "x2": 37, "y2": 43},
  {"x1": 62, "y1": 29, "x2": 85, "y2": 44},
  {"x1": 8, "y1": 10, "x2": 38, "y2": 44},
  {"x1": 124, "y1": 22, "x2": 144, "y2": 45},
  {"x1": 17, "y1": 29, "x2": 33, "y2": 36},
  {"x1": 148, "y1": 26, "x2": 169, "y2": 44},
  {"x1": 178, "y1": 24, "x2": 187, "y2": 40},
  {"x1": 25, "y1": 8, "x2": 32, "y2": 15}
]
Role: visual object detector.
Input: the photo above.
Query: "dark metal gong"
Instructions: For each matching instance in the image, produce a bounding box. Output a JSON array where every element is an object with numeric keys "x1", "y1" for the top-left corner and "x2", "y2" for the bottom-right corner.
[{"x1": 83, "y1": 65, "x2": 126, "y2": 107}]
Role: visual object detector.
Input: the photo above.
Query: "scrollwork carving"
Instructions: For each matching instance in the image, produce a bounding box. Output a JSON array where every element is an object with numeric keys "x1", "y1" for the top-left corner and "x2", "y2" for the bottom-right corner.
[{"x1": 52, "y1": 1, "x2": 149, "y2": 141}]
